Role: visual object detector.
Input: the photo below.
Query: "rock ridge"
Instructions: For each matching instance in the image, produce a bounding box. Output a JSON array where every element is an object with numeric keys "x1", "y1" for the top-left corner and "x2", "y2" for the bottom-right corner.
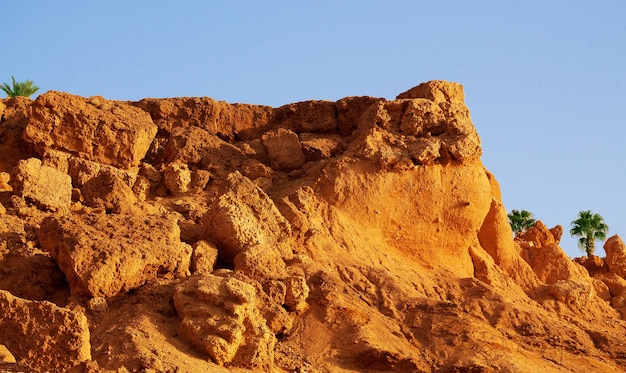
[{"x1": 0, "y1": 80, "x2": 624, "y2": 372}]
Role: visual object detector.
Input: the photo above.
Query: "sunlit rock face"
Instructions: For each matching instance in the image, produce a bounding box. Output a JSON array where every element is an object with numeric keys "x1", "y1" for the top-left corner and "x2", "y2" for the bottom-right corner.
[{"x1": 0, "y1": 81, "x2": 624, "y2": 372}]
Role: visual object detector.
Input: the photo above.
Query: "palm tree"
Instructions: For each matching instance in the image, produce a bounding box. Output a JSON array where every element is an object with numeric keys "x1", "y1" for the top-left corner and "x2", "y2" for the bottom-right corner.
[
  {"x1": 507, "y1": 209, "x2": 536, "y2": 235},
  {"x1": 1, "y1": 76, "x2": 39, "y2": 98},
  {"x1": 570, "y1": 210, "x2": 609, "y2": 257}
]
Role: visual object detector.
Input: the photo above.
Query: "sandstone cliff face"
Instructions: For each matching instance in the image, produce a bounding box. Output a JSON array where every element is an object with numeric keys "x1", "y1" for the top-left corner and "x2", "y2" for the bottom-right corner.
[{"x1": 0, "y1": 81, "x2": 625, "y2": 372}]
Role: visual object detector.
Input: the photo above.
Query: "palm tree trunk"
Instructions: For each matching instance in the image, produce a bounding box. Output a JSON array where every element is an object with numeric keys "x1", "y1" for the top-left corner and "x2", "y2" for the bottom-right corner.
[{"x1": 585, "y1": 236, "x2": 595, "y2": 257}]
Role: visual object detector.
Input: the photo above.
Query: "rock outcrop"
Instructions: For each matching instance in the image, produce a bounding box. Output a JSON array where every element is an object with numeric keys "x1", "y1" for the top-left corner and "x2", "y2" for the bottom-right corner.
[
  {"x1": 132, "y1": 97, "x2": 274, "y2": 140},
  {"x1": 605, "y1": 235, "x2": 626, "y2": 277},
  {"x1": 1, "y1": 81, "x2": 626, "y2": 372}
]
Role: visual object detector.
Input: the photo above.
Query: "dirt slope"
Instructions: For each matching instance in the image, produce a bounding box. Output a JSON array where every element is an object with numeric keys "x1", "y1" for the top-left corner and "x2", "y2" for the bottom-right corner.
[{"x1": 0, "y1": 81, "x2": 625, "y2": 372}]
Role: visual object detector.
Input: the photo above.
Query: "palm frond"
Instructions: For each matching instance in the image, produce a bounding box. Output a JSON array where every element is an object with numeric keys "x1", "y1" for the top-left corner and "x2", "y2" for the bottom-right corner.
[
  {"x1": 507, "y1": 209, "x2": 536, "y2": 235},
  {"x1": 1, "y1": 76, "x2": 39, "y2": 98}
]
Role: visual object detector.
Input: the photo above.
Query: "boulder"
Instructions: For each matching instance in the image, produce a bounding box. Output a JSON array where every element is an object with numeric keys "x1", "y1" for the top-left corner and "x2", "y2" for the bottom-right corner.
[
  {"x1": 356, "y1": 86, "x2": 482, "y2": 166},
  {"x1": 190, "y1": 169, "x2": 211, "y2": 192},
  {"x1": 395, "y1": 80, "x2": 480, "y2": 162},
  {"x1": 203, "y1": 172, "x2": 291, "y2": 280},
  {"x1": 10, "y1": 158, "x2": 72, "y2": 212},
  {"x1": 574, "y1": 255, "x2": 606, "y2": 274},
  {"x1": 162, "y1": 126, "x2": 248, "y2": 180},
  {"x1": 335, "y1": 96, "x2": 383, "y2": 136},
  {"x1": 299, "y1": 133, "x2": 346, "y2": 161},
  {"x1": 81, "y1": 169, "x2": 138, "y2": 214},
  {"x1": 163, "y1": 126, "x2": 238, "y2": 165},
  {"x1": 132, "y1": 163, "x2": 162, "y2": 200},
  {"x1": 0, "y1": 215, "x2": 67, "y2": 301},
  {"x1": 163, "y1": 163, "x2": 192, "y2": 196},
  {"x1": 233, "y1": 244, "x2": 289, "y2": 281},
  {"x1": 604, "y1": 235, "x2": 626, "y2": 278},
  {"x1": 24, "y1": 91, "x2": 157, "y2": 169},
  {"x1": 173, "y1": 274, "x2": 275, "y2": 368},
  {"x1": 261, "y1": 128, "x2": 306, "y2": 171},
  {"x1": 240, "y1": 158, "x2": 272, "y2": 183},
  {"x1": 0, "y1": 290, "x2": 91, "y2": 372},
  {"x1": 518, "y1": 220, "x2": 556, "y2": 248},
  {"x1": 190, "y1": 240, "x2": 219, "y2": 274},
  {"x1": 396, "y1": 79, "x2": 466, "y2": 105},
  {"x1": 38, "y1": 213, "x2": 192, "y2": 298},
  {"x1": 408, "y1": 137, "x2": 443, "y2": 165},
  {"x1": 550, "y1": 225, "x2": 564, "y2": 244},
  {"x1": 64, "y1": 155, "x2": 138, "y2": 188},
  {"x1": 397, "y1": 99, "x2": 447, "y2": 137}
]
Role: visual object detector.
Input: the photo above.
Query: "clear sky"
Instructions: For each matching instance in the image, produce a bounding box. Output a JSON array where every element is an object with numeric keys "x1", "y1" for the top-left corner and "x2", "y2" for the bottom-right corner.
[{"x1": 4, "y1": 1, "x2": 626, "y2": 258}]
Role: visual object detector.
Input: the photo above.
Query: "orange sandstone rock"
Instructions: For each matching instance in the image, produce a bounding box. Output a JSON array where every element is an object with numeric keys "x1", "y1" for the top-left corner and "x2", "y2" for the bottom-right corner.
[
  {"x1": 38, "y1": 213, "x2": 191, "y2": 297},
  {"x1": 0, "y1": 82, "x2": 624, "y2": 372},
  {"x1": 605, "y1": 235, "x2": 626, "y2": 278},
  {"x1": 24, "y1": 91, "x2": 157, "y2": 169},
  {"x1": 0, "y1": 290, "x2": 91, "y2": 372},
  {"x1": 203, "y1": 172, "x2": 292, "y2": 278},
  {"x1": 262, "y1": 128, "x2": 306, "y2": 171},
  {"x1": 10, "y1": 158, "x2": 72, "y2": 212},
  {"x1": 132, "y1": 97, "x2": 274, "y2": 140},
  {"x1": 0, "y1": 97, "x2": 36, "y2": 173},
  {"x1": 173, "y1": 274, "x2": 275, "y2": 368},
  {"x1": 519, "y1": 221, "x2": 590, "y2": 285}
]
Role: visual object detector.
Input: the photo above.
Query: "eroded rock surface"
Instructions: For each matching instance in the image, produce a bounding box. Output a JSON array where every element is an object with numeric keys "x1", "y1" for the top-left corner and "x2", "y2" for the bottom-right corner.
[
  {"x1": 24, "y1": 91, "x2": 157, "y2": 169},
  {"x1": 10, "y1": 158, "x2": 72, "y2": 212},
  {"x1": 132, "y1": 97, "x2": 274, "y2": 140},
  {"x1": 605, "y1": 235, "x2": 626, "y2": 277},
  {"x1": 173, "y1": 274, "x2": 275, "y2": 368},
  {"x1": 38, "y1": 213, "x2": 191, "y2": 297},
  {"x1": 0, "y1": 290, "x2": 91, "y2": 372},
  {"x1": 203, "y1": 172, "x2": 292, "y2": 280}
]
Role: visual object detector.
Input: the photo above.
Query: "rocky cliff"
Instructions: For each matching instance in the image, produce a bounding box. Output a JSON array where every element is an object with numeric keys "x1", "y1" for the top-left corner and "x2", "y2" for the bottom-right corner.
[{"x1": 0, "y1": 81, "x2": 625, "y2": 372}]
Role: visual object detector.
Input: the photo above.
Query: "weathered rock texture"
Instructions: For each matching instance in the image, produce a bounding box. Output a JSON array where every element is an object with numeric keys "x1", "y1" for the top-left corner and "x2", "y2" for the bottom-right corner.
[
  {"x1": 0, "y1": 81, "x2": 626, "y2": 372},
  {"x1": 0, "y1": 290, "x2": 91, "y2": 372},
  {"x1": 38, "y1": 213, "x2": 191, "y2": 297},
  {"x1": 203, "y1": 171, "x2": 293, "y2": 281},
  {"x1": 24, "y1": 91, "x2": 157, "y2": 169},
  {"x1": 605, "y1": 235, "x2": 626, "y2": 277},
  {"x1": 10, "y1": 157, "x2": 72, "y2": 211},
  {"x1": 173, "y1": 274, "x2": 275, "y2": 368},
  {"x1": 132, "y1": 97, "x2": 274, "y2": 139}
]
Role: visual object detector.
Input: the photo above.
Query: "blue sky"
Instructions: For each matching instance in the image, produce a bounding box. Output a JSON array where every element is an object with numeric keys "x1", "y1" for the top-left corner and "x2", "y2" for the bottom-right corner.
[{"x1": 4, "y1": 1, "x2": 626, "y2": 258}]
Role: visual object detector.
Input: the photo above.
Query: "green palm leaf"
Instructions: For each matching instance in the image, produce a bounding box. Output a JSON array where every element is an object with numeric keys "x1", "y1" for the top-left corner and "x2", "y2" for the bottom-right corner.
[
  {"x1": 0, "y1": 76, "x2": 39, "y2": 98},
  {"x1": 507, "y1": 209, "x2": 536, "y2": 235}
]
